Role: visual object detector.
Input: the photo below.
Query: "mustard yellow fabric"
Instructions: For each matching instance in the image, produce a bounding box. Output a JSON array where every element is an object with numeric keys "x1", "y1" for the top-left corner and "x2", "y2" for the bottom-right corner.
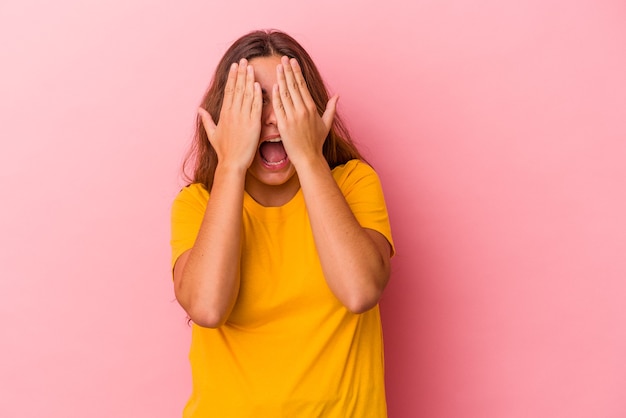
[{"x1": 171, "y1": 160, "x2": 394, "y2": 417}]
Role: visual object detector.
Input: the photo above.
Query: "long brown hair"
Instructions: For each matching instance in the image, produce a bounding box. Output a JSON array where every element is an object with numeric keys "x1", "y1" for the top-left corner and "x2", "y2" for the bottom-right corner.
[{"x1": 183, "y1": 29, "x2": 364, "y2": 190}]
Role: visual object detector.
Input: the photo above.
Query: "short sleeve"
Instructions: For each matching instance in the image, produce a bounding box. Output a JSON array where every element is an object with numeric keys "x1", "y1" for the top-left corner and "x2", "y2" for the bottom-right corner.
[
  {"x1": 170, "y1": 184, "x2": 209, "y2": 269},
  {"x1": 332, "y1": 160, "x2": 395, "y2": 256}
]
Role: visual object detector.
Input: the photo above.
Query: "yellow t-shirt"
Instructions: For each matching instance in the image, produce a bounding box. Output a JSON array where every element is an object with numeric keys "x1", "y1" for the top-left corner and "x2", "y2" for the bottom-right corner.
[{"x1": 171, "y1": 159, "x2": 394, "y2": 418}]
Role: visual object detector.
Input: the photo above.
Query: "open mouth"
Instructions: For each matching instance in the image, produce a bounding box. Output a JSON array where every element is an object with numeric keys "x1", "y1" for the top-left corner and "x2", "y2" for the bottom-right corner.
[{"x1": 259, "y1": 138, "x2": 288, "y2": 166}]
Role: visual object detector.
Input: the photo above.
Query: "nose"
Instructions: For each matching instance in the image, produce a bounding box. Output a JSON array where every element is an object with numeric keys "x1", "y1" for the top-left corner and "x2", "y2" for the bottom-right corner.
[{"x1": 263, "y1": 100, "x2": 277, "y2": 126}]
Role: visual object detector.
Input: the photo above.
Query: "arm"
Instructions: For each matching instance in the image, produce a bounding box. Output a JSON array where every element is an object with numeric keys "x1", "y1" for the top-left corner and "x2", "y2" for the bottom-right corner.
[
  {"x1": 297, "y1": 159, "x2": 392, "y2": 313},
  {"x1": 273, "y1": 56, "x2": 391, "y2": 313},
  {"x1": 174, "y1": 59, "x2": 262, "y2": 327}
]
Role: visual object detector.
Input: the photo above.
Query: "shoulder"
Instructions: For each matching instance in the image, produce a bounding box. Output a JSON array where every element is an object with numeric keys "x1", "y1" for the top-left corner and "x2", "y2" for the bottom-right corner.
[
  {"x1": 331, "y1": 159, "x2": 382, "y2": 193},
  {"x1": 172, "y1": 183, "x2": 209, "y2": 214},
  {"x1": 174, "y1": 183, "x2": 209, "y2": 203},
  {"x1": 331, "y1": 159, "x2": 378, "y2": 184}
]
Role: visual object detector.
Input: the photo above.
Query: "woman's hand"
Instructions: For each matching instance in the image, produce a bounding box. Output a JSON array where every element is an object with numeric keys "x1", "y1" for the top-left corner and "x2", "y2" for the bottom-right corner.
[
  {"x1": 272, "y1": 56, "x2": 338, "y2": 168},
  {"x1": 177, "y1": 59, "x2": 260, "y2": 328},
  {"x1": 199, "y1": 58, "x2": 262, "y2": 172}
]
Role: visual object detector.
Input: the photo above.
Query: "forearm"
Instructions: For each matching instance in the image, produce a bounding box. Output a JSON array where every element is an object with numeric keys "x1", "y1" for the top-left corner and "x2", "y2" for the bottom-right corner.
[
  {"x1": 297, "y1": 157, "x2": 391, "y2": 313},
  {"x1": 174, "y1": 165, "x2": 246, "y2": 327}
]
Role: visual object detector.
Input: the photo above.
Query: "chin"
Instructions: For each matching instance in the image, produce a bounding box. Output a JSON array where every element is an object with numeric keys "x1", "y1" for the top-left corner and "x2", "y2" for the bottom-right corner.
[
  {"x1": 245, "y1": 161, "x2": 299, "y2": 200},
  {"x1": 248, "y1": 165, "x2": 297, "y2": 186}
]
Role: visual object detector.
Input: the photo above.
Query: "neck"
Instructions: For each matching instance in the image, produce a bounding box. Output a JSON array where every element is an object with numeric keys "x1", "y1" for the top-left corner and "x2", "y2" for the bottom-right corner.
[{"x1": 244, "y1": 174, "x2": 301, "y2": 207}]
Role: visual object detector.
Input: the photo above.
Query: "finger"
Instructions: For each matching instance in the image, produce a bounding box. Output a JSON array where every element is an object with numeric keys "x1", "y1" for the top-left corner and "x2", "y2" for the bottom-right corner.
[
  {"x1": 221, "y1": 62, "x2": 238, "y2": 110},
  {"x1": 198, "y1": 107, "x2": 217, "y2": 139},
  {"x1": 281, "y1": 56, "x2": 305, "y2": 109},
  {"x1": 321, "y1": 95, "x2": 339, "y2": 131},
  {"x1": 251, "y1": 81, "x2": 262, "y2": 121},
  {"x1": 231, "y1": 58, "x2": 248, "y2": 110},
  {"x1": 276, "y1": 61, "x2": 295, "y2": 118},
  {"x1": 272, "y1": 83, "x2": 287, "y2": 123},
  {"x1": 241, "y1": 64, "x2": 256, "y2": 114},
  {"x1": 289, "y1": 57, "x2": 315, "y2": 108}
]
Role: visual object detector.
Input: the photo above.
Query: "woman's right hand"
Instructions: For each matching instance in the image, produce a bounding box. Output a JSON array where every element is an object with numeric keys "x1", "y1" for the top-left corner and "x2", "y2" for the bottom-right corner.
[
  {"x1": 198, "y1": 58, "x2": 262, "y2": 172},
  {"x1": 176, "y1": 61, "x2": 260, "y2": 328}
]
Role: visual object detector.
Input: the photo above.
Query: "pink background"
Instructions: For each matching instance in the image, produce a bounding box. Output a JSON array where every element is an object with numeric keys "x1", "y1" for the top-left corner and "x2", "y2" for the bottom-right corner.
[{"x1": 1, "y1": 0, "x2": 625, "y2": 417}]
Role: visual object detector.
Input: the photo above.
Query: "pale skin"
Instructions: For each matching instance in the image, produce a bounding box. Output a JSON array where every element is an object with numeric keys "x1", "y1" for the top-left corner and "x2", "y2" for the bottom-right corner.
[{"x1": 174, "y1": 55, "x2": 391, "y2": 328}]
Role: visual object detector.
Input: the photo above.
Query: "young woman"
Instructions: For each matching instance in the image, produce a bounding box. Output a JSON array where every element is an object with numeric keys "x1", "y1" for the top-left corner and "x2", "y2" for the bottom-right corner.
[{"x1": 171, "y1": 29, "x2": 395, "y2": 417}]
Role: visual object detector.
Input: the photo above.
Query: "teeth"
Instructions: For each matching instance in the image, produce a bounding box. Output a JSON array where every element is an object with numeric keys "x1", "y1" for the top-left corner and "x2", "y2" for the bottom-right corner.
[
  {"x1": 263, "y1": 157, "x2": 287, "y2": 166},
  {"x1": 265, "y1": 138, "x2": 282, "y2": 143}
]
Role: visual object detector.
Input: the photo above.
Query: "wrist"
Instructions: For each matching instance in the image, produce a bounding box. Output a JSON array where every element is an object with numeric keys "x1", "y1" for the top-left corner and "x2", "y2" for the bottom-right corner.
[
  {"x1": 214, "y1": 162, "x2": 248, "y2": 183},
  {"x1": 290, "y1": 149, "x2": 326, "y2": 170},
  {"x1": 292, "y1": 153, "x2": 330, "y2": 179}
]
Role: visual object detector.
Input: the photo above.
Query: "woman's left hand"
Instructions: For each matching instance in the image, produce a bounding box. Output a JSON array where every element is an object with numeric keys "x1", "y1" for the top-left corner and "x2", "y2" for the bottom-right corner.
[{"x1": 272, "y1": 56, "x2": 338, "y2": 168}]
